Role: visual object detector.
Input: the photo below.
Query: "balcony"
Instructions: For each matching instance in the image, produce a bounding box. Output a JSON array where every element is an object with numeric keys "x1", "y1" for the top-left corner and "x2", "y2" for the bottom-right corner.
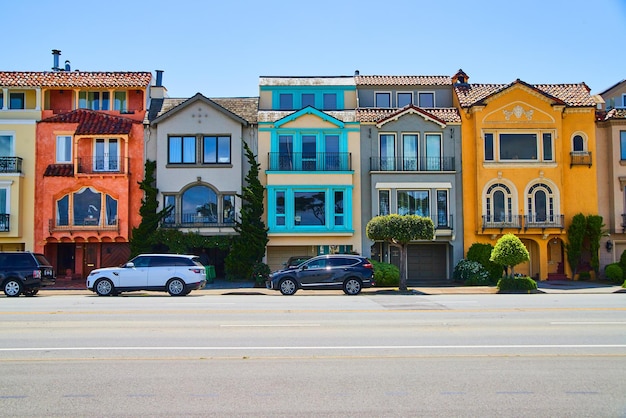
[
  {"x1": 435, "y1": 214, "x2": 453, "y2": 230},
  {"x1": 370, "y1": 156, "x2": 455, "y2": 172},
  {"x1": 524, "y1": 214, "x2": 564, "y2": 230},
  {"x1": 268, "y1": 153, "x2": 351, "y2": 171},
  {"x1": 570, "y1": 152, "x2": 592, "y2": 167},
  {"x1": 48, "y1": 218, "x2": 120, "y2": 234},
  {"x1": 0, "y1": 214, "x2": 9, "y2": 232},
  {"x1": 77, "y1": 156, "x2": 129, "y2": 175},
  {"x1": 0, "y1": 157, "x2": 23, "y2": 174},
  {"x1": 481, "y1": 214, "x2": 564, "y2": 231},
  {"x1": 482, "y1": 215, "x2": 523, "y2": 231},
  {"x1": 161, "y1": 212, "x2": 235, "y2": 228}
]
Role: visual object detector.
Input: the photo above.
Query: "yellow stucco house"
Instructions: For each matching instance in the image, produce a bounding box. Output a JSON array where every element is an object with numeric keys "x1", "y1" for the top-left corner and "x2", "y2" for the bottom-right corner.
[{"x1": 452, "y1": 70, "x2": 598, "y2": 280}]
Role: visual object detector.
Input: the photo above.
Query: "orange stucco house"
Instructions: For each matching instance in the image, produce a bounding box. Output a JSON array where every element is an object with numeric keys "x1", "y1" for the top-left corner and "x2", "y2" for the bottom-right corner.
[
  {"x1": 453, "y1": 70, "x2": 598, "y2": 280},
  {"x1": 33, "y1": 71, "x2": 151, "y2": 279}
]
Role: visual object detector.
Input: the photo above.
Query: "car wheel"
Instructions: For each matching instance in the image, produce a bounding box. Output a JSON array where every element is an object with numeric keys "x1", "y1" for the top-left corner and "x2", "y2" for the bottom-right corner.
[
  {"x1": 279, "y1": 278, "x2": 298, "y2": 295},
  {"x1": 3, "y1": 279, "x2": 23, "y2": 297},
  {"x1": 23, "y1": 288, "x2": 39, "y2": 297},
  {"x1": 95, "y1": 278, "x2": 114, "y2": 296},
  {"x1": 167, "y1": 278, "x2": 186, "y2": 296},
  {"x1": 343, "y1": 278, "x2": 362, "y2": 295}
]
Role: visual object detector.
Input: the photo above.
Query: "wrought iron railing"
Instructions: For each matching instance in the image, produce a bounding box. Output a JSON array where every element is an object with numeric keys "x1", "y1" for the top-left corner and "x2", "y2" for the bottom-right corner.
[
  {"x1": 77, "y1": 156, "x2": 128, "y2": 174},
  {"x1": 481, "y1": 214, "x2": 564, "y2": 231},
  {"x1": 570, "y1": 152, "x2": 592, "y2": 167},
  {"x1": 0, "y1": 157, "x2": 23, "y2": 173},
  {"x1": 523, "y1": 214, "x2": 564, "y2": 229},
  {"x1": 370, "y1": 156, "x2": 455, "y2": 171},
  {"x1": 268, "y1": 153, "x2": 351, "y2": 171},
  {"x1": 161, "y1": 212, "x2": 236, "y2": 228},
  {"x1": 482, "y1": 215, "x2": 523, "y2": 230}
]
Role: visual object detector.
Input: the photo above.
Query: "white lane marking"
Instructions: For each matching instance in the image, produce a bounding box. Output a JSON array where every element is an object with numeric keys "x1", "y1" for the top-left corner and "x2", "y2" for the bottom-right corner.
[
  {"x1": 1, "y1": 344, "x2": 625, "y2": 352},
  {"x1": 220, "y1": 324, "x2": 321, "y2": 327},
  {"x1": 551, "y1": 322, "x2": 626, "y2": 325}
]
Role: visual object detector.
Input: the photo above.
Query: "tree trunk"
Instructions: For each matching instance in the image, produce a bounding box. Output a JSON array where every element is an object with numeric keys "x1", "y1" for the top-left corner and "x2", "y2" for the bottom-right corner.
[{"x1": 399, "y1": 244, "x2": 408, "y2": 291}]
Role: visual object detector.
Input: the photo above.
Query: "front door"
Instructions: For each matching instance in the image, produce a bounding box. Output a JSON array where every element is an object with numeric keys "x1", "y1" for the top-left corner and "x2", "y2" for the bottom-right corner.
[{"x1": 83, "y1": 243, "x2": 98, "y2": 277}]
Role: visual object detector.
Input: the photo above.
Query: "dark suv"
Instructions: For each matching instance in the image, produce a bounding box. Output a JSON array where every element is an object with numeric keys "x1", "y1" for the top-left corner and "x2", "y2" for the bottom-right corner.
[
  {"x1": 267, "y1": 254, "x2": 374, "y2": 295},
  {"x1": 0, "y1": 252, "x2": 56, "y2": 297}
]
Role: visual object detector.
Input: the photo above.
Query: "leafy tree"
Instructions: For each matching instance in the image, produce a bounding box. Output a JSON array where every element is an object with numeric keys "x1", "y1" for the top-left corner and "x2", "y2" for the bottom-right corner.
[
  {"x1": 224, "y1": 141, "x2": 269, "y2": 281},
  {"x1": 130, "y1": 160, "x2": 171, "y2": 257},
  {"x1": 490, "y1": 233, "x2": 529, "y2": 277},
  {"x1": 366, "y1": 214, "x2": 435, "y2": 291}
]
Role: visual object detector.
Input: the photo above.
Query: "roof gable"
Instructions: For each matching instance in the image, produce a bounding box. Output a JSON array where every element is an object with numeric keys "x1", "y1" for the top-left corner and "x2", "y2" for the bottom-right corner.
[
  {"x1": 374, "y1": 105, "x2": 447, "y2": 128},
  {"x1": 39, "y1": 109, "x2": 138, "y2": 135},
  {"x1": 455, "y1": 79, "x2": 595, "y2": 108},
  {"x1": 150, "y1": 93, "x2": 249, "y2": 126},
  {"x1": 274, "y1": 106, "x2": 345, "y2": 128}
]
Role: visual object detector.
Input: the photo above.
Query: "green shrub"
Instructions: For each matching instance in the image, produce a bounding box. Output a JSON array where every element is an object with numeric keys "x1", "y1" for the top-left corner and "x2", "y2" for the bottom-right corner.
[
  {"x1": 577, "y1": 270, "x2": 591, "y2": 281},
  {"x1": 604, "y1": 263, "x2": 624, "y2": 285},
  {"x1": 453, "y1": 259, "x2": 490, "y2": 286},
  {"x1": 371, "y1": 260, "x2": 400, "y2": 287},
  {"x1": 467, "y1": 243, "x2": 504, "y2": 281},
  {"x1": 619, "y1": 250, "x2": 626, "y2": 273},
  {"x1": 497, "y1": 276, "x2": 538, "y2": 292}
]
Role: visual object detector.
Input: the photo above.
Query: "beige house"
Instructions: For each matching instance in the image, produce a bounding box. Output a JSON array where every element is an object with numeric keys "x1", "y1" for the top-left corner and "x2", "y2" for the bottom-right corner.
[{"x1": 596, "y1": 79, "x2": 626, "y2": 271}]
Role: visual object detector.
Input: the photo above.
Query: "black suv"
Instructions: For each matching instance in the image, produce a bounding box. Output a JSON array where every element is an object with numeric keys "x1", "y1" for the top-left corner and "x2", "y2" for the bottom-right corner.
[
  {"x1": 0, "y1": 252, "x2": 56, "y2": 297},
  {"x1": 267, "y1": 254, "x2": 375, "y2": 295}
]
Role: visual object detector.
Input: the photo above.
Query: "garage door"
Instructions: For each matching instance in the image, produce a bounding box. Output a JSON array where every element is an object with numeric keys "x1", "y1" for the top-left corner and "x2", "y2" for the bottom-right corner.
[
  {"x1": 407, "y1": 244, "x2": 447, "y2": 284},
  {"x1": 267, "y1": 246, "x2": 315, "y2": 272}
]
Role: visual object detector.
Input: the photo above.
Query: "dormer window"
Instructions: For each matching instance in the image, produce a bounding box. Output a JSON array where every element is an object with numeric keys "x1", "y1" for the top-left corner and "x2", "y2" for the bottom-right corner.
[
  {"x1": 79, "y1": 91, "x2": 127, "y2": 111},
  {"x1": 375, "y1": 92, "x2": 391, "y2": 108},
  {"x1": 397, "y1": 92, "x2": 413, "y2": 107},
  {"x1": 418, "y1": 92, "x2": 435, "y2": 108}
]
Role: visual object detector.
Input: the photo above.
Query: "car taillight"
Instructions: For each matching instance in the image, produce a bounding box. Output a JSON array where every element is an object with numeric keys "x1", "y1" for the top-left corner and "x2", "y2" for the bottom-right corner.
[
  {"x1": 190, "y1": 268, "x2": 203, "y2": 274},
  {"x1": 33, "y1": 270, "x2": 42, "y2": 278},
  {"x1": 362, "y1": 262, "x2": 373, "y2": 269}
]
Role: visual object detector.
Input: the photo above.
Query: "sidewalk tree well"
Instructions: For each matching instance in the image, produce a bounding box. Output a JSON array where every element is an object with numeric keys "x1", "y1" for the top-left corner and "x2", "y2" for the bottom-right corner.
[
  {"x1": 366, "y1": 214, "x2": 435, "y2": 291},
  {"x1": 224, "y1": 140, "x2": 269, "y2": 281},
  {"x1": 490, "y1": 233, "x2": 529, "y2": 278}
]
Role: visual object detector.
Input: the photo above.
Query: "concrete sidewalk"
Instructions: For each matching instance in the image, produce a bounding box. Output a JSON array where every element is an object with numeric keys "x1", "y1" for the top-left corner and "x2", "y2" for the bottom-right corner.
[{"x1": 40, "y1": 278, "x2": 624, "y2": 296}]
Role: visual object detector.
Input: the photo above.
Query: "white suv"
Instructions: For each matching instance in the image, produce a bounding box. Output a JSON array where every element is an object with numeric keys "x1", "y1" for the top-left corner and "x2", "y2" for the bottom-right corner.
[{"x1": 87, "y1": 254, "x2": 206, "y2": 296}]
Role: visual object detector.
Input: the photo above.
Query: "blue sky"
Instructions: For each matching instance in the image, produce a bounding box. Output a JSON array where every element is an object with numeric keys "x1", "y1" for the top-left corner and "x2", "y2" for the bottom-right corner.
[{"x1": 3, "y1": 0, "x2": 625, "y2": 98}]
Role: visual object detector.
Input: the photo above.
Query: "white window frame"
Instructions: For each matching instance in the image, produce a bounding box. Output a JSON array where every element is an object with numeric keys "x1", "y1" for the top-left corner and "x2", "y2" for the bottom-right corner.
[
  {"x1": 375, "y1": 91, "x2": 392, "y2": 108},
  {"x1": 526, "y1": 181, "x2": 559, "y2": 223},
  {"x1": 0, "y1": 131, "x2": 15, "y2": 157},
  {"x1": 396, "y1": 92, "x2": 413, "y2": 107},
  {"x1": 56, "y1": 135, "x2": 72, "y2": 163},
  {"x1": 93, "y1": 138, "x2": 120, "y2": 172},
  {"x1": 418, "y1": 91, "x2": 435, "y2": 107},
  {"x1": 483, "y1": 130, "x2": 557, "y2": 162},
  {"x1": 0, "y1": 181, "x2": 11, "y2": 214},
  {"x1": 483, "y1": 181, "x2": 517, "y2": 224}
]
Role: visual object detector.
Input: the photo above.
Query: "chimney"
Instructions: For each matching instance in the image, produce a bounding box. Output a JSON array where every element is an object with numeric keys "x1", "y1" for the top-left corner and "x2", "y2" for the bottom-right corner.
[
  {"x1": 354, "y1": 70, "x2": 360, "y2": 76},
  {"x1": 155, "y1": 70, "x2": 164, "y2": 87},
  {"x1": 64, "y1": 60, "x2": 71, "y2": 71},
  {"x1": 52, "y1": 49, "x2": 61, "y2": 71}
]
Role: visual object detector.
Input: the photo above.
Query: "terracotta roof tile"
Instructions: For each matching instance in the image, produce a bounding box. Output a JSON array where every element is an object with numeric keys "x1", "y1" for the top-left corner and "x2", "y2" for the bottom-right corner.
[
  {"x1": 454, "y1": 80, "x2": 595, "y2": 107},
  {"x1": 0, "y1": 71, "x2": 152, "y2": 88},
  {"x1": 39, "y1": 109, "x2": 139, "y2": 134},
  {"x1": 356, "y1": 75, "x2": 451, "y2": 86},
  {"x1": 356, "y1": 107, "x2": 461, "y2": 123},
  {"x1": 44, "y1": 164, "x2": 73, "y2": 177},
  {"x1": 597, "y1": 108, "x2": 626, "y2": 121}
]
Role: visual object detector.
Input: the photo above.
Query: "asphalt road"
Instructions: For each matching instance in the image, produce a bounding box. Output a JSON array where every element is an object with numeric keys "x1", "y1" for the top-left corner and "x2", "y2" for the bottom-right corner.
[{"x1": 1, "y1": 292, "x2": 625, "y2": 417}]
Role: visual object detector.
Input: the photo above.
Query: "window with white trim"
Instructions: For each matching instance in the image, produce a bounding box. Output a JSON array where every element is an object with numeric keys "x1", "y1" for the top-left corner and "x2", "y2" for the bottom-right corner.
[
  {"x1": 485, "y1": 183, "x2": 514, "y2": 223},
  {"x1": 397, "y1": 92, "x2": 413, "y2": 107},
  {"x1": 483, "y1": 131, "x2": 554, "y2": 162},
  {"x1": 398, "y1": 190, "x2": 429, "y2": 216},
  {"x1": 0, "y1": 133, "x2": 13, "y2": 157},
  {"x1": 380, "y1": 133, "x2": 396, "y2": 170},
  {"x1": 527, "y1": 183, "x2": 555, "y2": 223},
  {"x1": 94, "y1": 138, "x2": 119, "y2": 171},
  {"x1": 55, "y1": 187, "x2": 118, "y2": 227},
  {"x1": 56, "y1": 136, "x2": 72, "y2": 163},
  {"x1": 375, "y1": 92, "x2": 391, "y2": 108},
  {"x1": 418, "y1": 92, "x2": 434, "y2": 107},
  {"x1": 378, "y1": 190, "x2": 390, "y2": 216},
  {"x1": 572, "y1": 134, "x2": 586, "y2": 153}
]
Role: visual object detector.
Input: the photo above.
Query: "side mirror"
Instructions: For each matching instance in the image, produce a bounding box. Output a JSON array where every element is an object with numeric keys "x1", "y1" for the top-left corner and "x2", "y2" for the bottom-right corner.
[
  {"x1": 300, "y1": 264, "x2": 308, "y2": 270},
  {"x1": 125, "y1": 262, "x2": 135, "y2": 268}
]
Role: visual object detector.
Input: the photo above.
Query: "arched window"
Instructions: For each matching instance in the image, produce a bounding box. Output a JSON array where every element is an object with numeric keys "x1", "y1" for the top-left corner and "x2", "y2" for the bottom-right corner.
[
  {"x1": 182, "y1": 185, "x2": 218, "y2": 224},
  {"x1": 527, "y1": 183, "x2": 556, "y2": 223},
  {"x1": 572, "y1": 134, "x2": 585, "y2": 152},
  {"x1": 54, "y1": 187, "x2": 117, "y2": 227},
  {"x1": 486, "y1": 183, "x2": 513, "y2": 223}
]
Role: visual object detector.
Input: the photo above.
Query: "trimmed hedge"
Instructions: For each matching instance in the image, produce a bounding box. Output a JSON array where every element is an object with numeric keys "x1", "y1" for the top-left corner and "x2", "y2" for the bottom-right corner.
[
  {"x1": 604, "y1": 263, "x2": 624, "y2": 285},
  {"x1": 453, "y1": 259, "x2": 490, "y2": 286},
  {"x1": 497, "y1": 276, "x2": 538, "y2": 292},
  {"x1": 466, "y1": 243, "x2": 504, "y2": 281},
  {"x1": 371, "y1": 260, "x2": 400, "y2": 287}
]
